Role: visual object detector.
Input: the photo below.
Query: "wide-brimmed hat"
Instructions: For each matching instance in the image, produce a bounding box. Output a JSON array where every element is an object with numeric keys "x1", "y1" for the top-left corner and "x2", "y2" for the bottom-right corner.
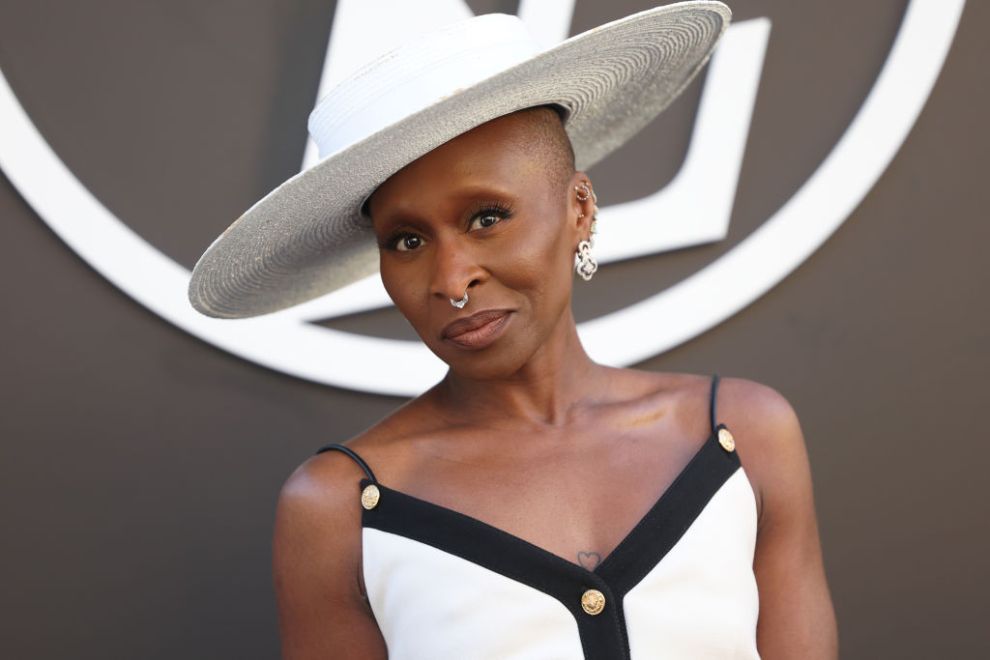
[{"x1": 188, "y1": 2, "x2": 731, "y2": 318}]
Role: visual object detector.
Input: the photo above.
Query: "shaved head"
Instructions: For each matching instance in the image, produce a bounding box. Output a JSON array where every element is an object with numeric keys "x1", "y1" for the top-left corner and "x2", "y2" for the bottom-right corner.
[
  {"x1": 512, "y1": 104, "x2": 576, "y2": 194},
  {"x1": 364, "y1": 104, "x2": 576, "y2": 219}
]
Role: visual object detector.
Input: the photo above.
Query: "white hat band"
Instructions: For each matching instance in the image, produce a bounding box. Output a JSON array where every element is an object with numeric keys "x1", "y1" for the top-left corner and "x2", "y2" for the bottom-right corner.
[{"x1": 307, "y1": 13, "x2": 539, "y2": 160}]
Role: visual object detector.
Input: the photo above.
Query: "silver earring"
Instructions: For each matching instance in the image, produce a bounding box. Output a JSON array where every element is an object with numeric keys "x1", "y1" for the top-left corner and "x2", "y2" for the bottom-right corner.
[
  {"x1": 575, "y1": 182, "x2": 598, "y2": 205},
  {"x1": 574, "y1": 239, "x2": 597, "y2": 281},
  {"x1": 575, "y1": 182, "x2": 592, "y2": 201},
  {"x1": 449, "y1": 290, "x2": 469, "y2": 309},
  {"x1": 575, "y1": 182, "x2": 599, "y2": 246}
]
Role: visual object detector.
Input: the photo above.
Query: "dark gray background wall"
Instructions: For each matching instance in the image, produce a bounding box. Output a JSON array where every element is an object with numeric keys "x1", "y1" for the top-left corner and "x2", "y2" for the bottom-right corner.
[{"x1": 1, "y1": 1, "x2": 986, "y2": 658}]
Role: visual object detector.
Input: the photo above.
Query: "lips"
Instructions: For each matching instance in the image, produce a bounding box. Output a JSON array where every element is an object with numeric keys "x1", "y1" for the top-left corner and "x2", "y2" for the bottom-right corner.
[
  {"x1": 442, "y1": 309, "x2": 510, "y2": 339},
  {"x1": 443, "y1": 309, "x2": 512, "y2": 351}
]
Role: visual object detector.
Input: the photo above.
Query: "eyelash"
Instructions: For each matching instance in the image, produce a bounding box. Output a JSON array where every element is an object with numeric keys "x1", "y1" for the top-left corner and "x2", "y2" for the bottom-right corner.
[
  {"x1": 467, "y1": 201, "x2": 514, "y2": 231},
  {"x1": 383, "y1": 202, "x2": 515, "y2": 252}
]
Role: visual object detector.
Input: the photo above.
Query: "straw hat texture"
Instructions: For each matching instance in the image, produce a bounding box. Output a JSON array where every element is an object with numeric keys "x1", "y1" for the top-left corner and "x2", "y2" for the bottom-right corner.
[{"x1": 188, "y1": 2, "x2": 731, "y2": 318}]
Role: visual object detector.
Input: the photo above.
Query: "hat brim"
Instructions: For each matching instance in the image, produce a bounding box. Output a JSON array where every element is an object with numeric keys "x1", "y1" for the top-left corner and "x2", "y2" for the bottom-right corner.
[{"x1": 188, "y1": 1, "x2": 731, "y2": 318}]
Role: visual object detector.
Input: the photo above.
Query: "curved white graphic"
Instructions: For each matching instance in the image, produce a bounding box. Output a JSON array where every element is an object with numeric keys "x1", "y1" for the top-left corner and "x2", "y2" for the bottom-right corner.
[{"x1": 0, "y1": 0, "x2": 965, "y2": 395}]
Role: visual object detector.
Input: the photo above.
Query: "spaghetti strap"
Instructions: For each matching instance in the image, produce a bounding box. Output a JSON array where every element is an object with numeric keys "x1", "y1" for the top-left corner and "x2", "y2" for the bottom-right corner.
[
  {"x1": 314, "y1": 443, "x2": 378, "y2": 483},
  {"x1": 709, "y1": 373, "x2": 721, "y2": 434}
]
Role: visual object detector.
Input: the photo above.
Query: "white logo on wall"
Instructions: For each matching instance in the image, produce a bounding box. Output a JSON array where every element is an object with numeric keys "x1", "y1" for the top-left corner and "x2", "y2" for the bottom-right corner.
[{"x1": 0, "y1": 0, "x2": 965, "y2": 396}]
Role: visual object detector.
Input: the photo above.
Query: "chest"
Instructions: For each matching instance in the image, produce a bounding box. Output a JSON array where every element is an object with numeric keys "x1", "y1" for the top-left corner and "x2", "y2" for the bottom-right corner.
[{"x1": 384, "y1": 424, "x2": 720, "y2": 570}]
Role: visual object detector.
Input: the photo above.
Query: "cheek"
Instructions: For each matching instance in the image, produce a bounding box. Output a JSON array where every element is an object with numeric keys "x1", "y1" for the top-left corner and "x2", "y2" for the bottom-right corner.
[
  {"x1": 495, "y1": 215, "x2": 573, "y2": 297},
  {"x1": 379, "y1": 257, "x2": 424, "y2": 321},
  {"x1": 379, "y1": 255, "x2": 453, "y2": 350}
]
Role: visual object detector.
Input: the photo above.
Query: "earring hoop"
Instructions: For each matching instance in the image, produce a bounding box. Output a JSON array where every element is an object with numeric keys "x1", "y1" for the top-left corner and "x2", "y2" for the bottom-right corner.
[
  {"x1": 576, "y1": 182, "x2": 599, "y2": 240},
  {"x1": 449, "y1": 290, "x2": 469, "y2": 309}
]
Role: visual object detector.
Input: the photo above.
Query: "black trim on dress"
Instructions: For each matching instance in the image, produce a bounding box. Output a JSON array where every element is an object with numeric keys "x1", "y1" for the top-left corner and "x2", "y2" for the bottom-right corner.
[
  {"x1": 314, "y1": 442, "x2": 378, "y2": 482},
  {"x1": 317, "y1": 373, "x2": 740, "y2": 659},
  {"x1": 360, "y1": 425, "x2": 739, "y2": 660}
]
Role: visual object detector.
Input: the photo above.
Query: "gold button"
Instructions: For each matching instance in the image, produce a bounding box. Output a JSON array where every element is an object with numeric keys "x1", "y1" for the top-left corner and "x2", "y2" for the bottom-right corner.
[
  {"x1": 361, "y1": 484, "x2": 380, "y2": 510},
  {"x1": 581, "y1": 588, "x2": 606, "y2": 615},
  {"x1": 718, "y1": 427, "x2": 736, "y2": 452}
]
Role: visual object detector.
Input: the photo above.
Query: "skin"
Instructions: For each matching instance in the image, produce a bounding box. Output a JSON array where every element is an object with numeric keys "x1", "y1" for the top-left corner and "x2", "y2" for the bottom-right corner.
[{"x1": 272, "y1": 107, "x2": 838, "y2": 659}]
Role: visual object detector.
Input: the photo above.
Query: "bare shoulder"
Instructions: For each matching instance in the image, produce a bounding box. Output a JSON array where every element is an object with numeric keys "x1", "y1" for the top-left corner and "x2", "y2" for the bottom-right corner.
[
  {"x1": 715, "y1": 376, "x2": 839, "y2": 656},
  {"x1": 716, "y1": 374, "x2": 803, "y2": 432},
  {"x1": 272, "y1": 407, "x2": 417, "y2": 587},
  {"x1": 272, "y1": 394, "x2": 433, "y2": 586},
  {"x1": 716, "y1": 374, "x2": 805, "y2": 457},
  {"x1": 713, "y1": 375, "x2": 809, "y2": 523},
  {"x1": 272, "y1": 430, "x2": 391, "y2": 659}
]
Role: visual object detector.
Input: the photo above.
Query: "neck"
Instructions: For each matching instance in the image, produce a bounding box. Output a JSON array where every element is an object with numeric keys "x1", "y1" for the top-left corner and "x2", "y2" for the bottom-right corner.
[{"x1": 435, "y1": 308, "x2": 604, "y2": 428}]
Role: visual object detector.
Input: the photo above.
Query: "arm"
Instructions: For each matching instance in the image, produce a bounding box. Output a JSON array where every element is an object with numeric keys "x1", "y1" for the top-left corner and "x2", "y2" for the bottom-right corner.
[
  {"x1": 727, "y1": 377, "x2": 839, "y2": 659},
  {"x1": 272, "y1": 453, "x2": 388, "y2": 659}
]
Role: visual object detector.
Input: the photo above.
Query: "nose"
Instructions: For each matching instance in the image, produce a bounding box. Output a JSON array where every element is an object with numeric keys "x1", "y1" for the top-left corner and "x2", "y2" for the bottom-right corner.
[{"x1": 428, "y1": 236, "x2": 484, "y2": 304}]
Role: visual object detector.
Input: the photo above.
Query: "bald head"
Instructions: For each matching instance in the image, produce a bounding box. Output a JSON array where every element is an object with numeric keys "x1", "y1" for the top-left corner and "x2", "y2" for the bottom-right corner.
[
  {"x1": 511, "y1": 104, "x2": 576, "y2": 194},
  {"x1": 363, "y1": 104, "x2": 576, "y2": 219}
]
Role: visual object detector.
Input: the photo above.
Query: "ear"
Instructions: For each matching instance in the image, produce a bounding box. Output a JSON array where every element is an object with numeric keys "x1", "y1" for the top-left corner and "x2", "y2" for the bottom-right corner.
[{"x1": 568, "y1": 171, "x2": 596, "y2": 242}]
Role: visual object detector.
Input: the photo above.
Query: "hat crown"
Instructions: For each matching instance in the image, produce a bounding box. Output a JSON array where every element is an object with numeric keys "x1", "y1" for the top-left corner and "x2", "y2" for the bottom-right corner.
[{"x1": 307, "y1": 13, "x2": 539, "y2": 160}]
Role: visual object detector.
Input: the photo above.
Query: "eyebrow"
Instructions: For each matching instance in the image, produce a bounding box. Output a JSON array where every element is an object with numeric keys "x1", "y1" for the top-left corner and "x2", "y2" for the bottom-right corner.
[
  {"x1": 370, "y1": 205, "x2": 429, "y2": 236},
  {"x1": 371, "y1": 183, "x2": 518, "y2": 232}
]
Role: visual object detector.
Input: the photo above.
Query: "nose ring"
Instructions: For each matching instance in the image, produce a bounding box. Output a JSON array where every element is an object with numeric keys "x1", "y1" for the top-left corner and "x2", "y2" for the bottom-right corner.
[{"x1": 449, "y1": 290, "x2": 469, "y2": 309}]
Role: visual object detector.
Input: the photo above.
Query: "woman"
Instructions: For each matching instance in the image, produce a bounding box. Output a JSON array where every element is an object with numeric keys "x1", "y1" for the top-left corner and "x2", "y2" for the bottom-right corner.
[{"x1": 189, "y1": 4, "x2": 837, "y2": 658}]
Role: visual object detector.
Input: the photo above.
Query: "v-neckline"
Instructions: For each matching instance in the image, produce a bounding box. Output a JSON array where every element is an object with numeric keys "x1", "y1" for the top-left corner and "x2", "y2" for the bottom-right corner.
[
  {"x1": 358, "y1": 422, "x2": 743, "y2": 660},
  {"x1": 359, "y1": 423, "x2": 739, "y2": 579}
]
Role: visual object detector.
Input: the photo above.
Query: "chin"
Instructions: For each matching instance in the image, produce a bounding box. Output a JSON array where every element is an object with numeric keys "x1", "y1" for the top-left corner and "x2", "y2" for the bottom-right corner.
[{"x1": 432, "y1": 341, "x2": 533, "y2": 381}]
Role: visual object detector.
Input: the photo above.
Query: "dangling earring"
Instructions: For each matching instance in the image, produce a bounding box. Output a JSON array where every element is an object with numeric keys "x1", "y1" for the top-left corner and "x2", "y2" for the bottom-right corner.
[
  {"x1": 575, "y1": 239, "x2": 597, "y2": 280},
  {"x1": 574, "y1": 182, "x2": 599, "y2": 281}
]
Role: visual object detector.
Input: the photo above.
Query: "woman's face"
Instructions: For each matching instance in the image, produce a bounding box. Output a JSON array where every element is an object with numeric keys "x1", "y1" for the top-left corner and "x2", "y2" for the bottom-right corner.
[{"x1": 367, "y1": 108, "x2": 593, "y2": 380}]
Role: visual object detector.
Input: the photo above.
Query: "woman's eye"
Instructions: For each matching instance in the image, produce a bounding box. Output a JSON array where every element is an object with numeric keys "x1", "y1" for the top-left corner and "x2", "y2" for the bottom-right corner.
[
  {"x1": 394, "y1": 234, "x2": 423, "y2": 252},
  {"x1": 468, "y1": 205, "x2": 512, "y2": 231},
  {"x1": 470, "y1": 213, "x2": 501, "y2": 230}
]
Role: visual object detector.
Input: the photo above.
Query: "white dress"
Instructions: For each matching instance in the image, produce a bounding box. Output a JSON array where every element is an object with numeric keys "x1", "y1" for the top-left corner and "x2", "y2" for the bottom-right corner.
[{"x1": 317, "y1": 374, "x2": 761, "y2": 659}]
